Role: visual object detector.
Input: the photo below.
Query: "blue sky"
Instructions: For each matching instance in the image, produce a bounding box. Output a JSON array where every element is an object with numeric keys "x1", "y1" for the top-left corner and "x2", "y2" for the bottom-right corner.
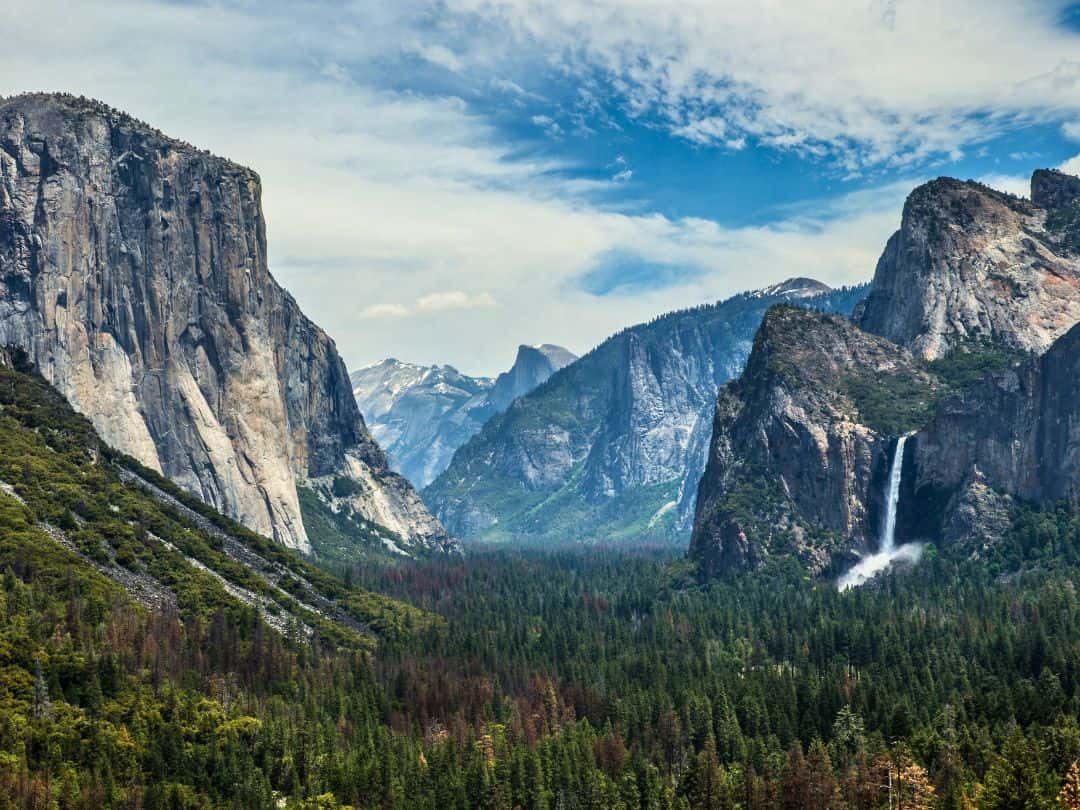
[{"x1": 3, "y1": 1, "x2": 1080, "y2": 374}]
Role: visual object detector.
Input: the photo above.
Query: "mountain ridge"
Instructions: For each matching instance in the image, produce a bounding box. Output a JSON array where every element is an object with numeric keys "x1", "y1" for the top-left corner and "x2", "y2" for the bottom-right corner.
[{"x1": 425, "y1": 279, "x2": 868, "y2": 546}]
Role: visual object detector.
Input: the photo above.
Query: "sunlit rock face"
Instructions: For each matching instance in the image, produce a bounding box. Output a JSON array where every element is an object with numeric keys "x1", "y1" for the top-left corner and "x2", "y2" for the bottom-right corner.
[
  {"x1": 0, "y1": 93, "x2": 452, "y2": 555},
  {"x1": 858, "y1": 173, "x2": 1080, "y2": 360}
]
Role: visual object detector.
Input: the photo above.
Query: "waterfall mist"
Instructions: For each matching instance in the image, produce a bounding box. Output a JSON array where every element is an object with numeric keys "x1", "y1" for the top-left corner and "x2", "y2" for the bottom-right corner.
[{"x1": 839, "y1": 434, "x2": 924, "y2": 590}]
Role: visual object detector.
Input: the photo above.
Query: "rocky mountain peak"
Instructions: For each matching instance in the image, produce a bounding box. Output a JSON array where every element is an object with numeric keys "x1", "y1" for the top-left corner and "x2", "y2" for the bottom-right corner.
[
  {"x1": 857, "y1": 171, "x2": 1080, "y2": 360},
  {"x1": 1031, "y1": 168, "x2": 1080, "y2": 210},
  {"x1": 487, "y1": 343, "x2": 578, "y2": 412},
  {"x1": 756, "y1": 277, "x2": 833, "y2": 299}
]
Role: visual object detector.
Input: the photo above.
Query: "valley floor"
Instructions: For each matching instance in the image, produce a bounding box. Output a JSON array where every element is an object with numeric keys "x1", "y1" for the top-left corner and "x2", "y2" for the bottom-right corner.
[{"x1": 7, "y1": 527, "x2": 1080, "y2": 808}]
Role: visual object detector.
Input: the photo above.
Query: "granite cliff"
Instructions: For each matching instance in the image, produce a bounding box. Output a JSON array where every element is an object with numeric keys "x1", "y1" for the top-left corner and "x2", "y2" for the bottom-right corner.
[
  {"x1": 691, "y1": 170, "x2": 1080, "y2": 577},
  {"x1": 857, "y1": 172, "x2": 1080, "y2": 359},
  {"x1": 0, "y1": 93, "x2": 452, "y2": 556}
]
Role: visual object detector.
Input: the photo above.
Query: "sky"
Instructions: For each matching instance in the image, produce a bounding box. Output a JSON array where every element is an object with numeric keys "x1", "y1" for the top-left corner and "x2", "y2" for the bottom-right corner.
[{"x1": 3, "y1": 1, "x2": 1080, "y2": 375}]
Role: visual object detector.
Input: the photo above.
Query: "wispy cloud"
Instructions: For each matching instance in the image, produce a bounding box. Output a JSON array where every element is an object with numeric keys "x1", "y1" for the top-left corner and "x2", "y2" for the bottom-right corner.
[
  {"x1": 362, "y1": 291, "x2": 497, "y2": 319},
  {"x1": 404, "y1": 40, "x2": 465, "y2": 73},
  {"x1": 531, "y1": 114, "x2": 564, "y2": 138},
  {"x1": 1, "y1": 0, "x2": 1071, "y2": 376},
  {"x1": 361, "y1": 303, "x2": 411, "y2": 320},
  {"x1": 444, "y1": 0, "x2": 1080, "y2": 170},
  {"x1": 416, "y1": 291, "x2": 497, "y2": 312}
]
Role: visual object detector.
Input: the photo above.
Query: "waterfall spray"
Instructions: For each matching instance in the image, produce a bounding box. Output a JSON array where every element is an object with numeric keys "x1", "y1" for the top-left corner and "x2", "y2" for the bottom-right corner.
[{"x1": 838, "y1": 432, "x2": 923, "y2": 590}]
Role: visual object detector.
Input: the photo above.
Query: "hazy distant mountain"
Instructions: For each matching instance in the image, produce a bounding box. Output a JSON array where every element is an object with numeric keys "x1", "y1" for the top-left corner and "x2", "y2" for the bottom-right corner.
[
  {"x1": 425, "y1": 279, "x2": 867, "y2": 546},
  {"x1": 351, "y1": 344, "x2": 577, "y2": 487}
]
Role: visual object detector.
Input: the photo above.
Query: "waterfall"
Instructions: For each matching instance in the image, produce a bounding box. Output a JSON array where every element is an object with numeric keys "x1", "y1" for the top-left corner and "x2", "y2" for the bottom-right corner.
[
  {"x1": 838, "y1": 432, "x2": 922, "y2": 590},
  {"x1": 879, "y1": 433, "x2": 909, "y2": 554}
]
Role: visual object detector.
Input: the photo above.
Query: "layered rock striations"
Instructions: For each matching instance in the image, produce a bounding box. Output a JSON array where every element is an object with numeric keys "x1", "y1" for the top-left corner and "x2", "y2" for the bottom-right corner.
[
  {"x1": 425, "y1": 280, "x2": 866, "y2": 545},
  {"x1": 0, "y1": 93, "x2": 451, "y2": 555}
]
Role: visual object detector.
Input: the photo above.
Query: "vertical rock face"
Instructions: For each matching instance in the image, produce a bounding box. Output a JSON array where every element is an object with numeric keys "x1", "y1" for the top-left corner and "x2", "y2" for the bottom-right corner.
[
  {"x1": 351, "y1": 344, "x2": 576, "y2": 488},
  {"x1": 425, "y1": 281, "x2": 866, "y2": 545},
  {"x1": 688, "y1": 306, "x2": 943, "y2": 576},
  {"x1": 857, "y1": 175, "x2": 1080, "y2": 359},
  {"x1": 691, "y1": 169, "x2": 1080, "y2": 578},
  {"x1": 485, "y1": 344, "x2": 578, "y2": 412},
  {"x1": 914, "y1": 322, "x2": 1080, "y2": 507},
  {"x1": 0, "y1": 93, "x2": 451, "y2": 555}
]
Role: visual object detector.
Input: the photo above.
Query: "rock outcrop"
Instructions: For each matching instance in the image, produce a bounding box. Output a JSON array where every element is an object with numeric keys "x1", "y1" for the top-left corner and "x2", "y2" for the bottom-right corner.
[
  {"x1": 486, "y1": 344, "x2": 578, "y2": 413},
  {"x1": 425, "y1": 281, "x2": 866, "y2": 545},
  {"x1": 691, "y1": 169, "x2": 1080, "y2": 578},
  {"x1": 351, "y1": 344, "x2": 577, "y2": 488},
  {"x1": 0, "y1": 93, "x2": 452, "y2": 555},
  {"x1": 857, "y1": 174, "x2": 1080, "y2": 359},
  {"x1": 688, "y1": 306, "x2": 944, "y2": 576},
  {"x1": 913, "y1": 321, "x2": 1080, "y2": 512}
]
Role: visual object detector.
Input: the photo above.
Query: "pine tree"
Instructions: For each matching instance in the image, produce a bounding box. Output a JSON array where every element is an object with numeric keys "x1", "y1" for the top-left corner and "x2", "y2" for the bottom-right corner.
[
  {"x1": 979, "y1": 730, "x2": 1055, "y2": 810},
  {"x1": 31, "y1": 661, "x2": 51, "y2": 719},
  {"x1": 831, "y1": 706, "x2": 865, "y2": 769},
  {"x1": 686, "y1": 739, "x2": 724, "y2": 810},
  {"x1": 805, "y1": 740, "x2": 836, "y2": 810}
]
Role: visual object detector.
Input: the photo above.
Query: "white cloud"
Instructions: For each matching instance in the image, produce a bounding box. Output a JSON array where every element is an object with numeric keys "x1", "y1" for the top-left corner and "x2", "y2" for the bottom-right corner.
[
  {"x1": 320, "y1": 62, "x2": 349, "y2": 83},
  {"x1": 531, "y1": 114, "x2": 564, "y2": 137},
  {"x1": 404, "y1": 40, "x2": 465, "y2": 73},
  {"x1": 445, "y1": 0, "x2": 1080, "y2": 169},
  {"x1": 979, "y1": 173, "x2": 1031, "y2": 198},
  {"x1": 360, "y1": 303, "x2": 411, "y2": 320},
  {"x1": 1064, "y1": 122, "x2": 1080, "y2": 142},
  {"x1": 490, "y1": 77, "x2": 545, "y2": 102},
  {"x1": 361, "y1": 292, "x2": 496, "y2": 319},
  {"x1": 1061, "y1": 154, "x2": 1080, "y2": 176},
  {"x1": 0, "y1": 0, "x2": 1019, "y2": 377},
  {"x1": 416, "y1": 291, "x2": 497, "y2": 312},
  {"x1": 672, "y1": 116, "x2": 728, "y2": 146}
]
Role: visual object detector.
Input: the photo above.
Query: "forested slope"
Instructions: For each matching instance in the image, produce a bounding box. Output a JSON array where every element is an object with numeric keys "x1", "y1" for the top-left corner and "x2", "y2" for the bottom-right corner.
[{"x1": 4, "y1": 335, "x2": 1080, "y2": 808}]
